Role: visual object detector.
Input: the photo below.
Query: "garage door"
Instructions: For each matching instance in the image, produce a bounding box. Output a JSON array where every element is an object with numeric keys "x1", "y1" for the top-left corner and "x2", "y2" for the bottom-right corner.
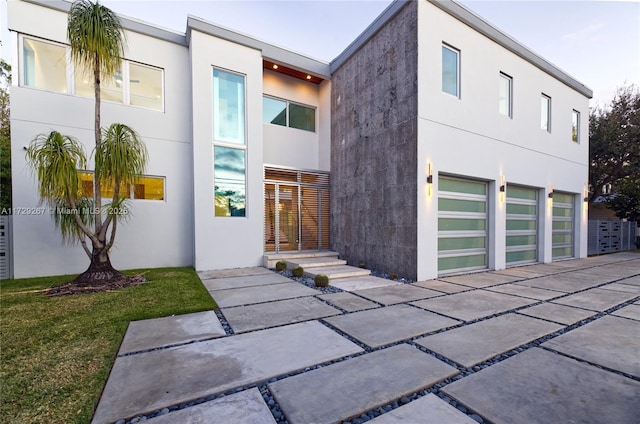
[
  {"x1": 438, "y1": 176, "x2": 488, "y2": 274},
  {"x1": 506, "y1": 185, "x2": 538, "y2": 265},
  {"x1": 552, "y1": 192, "x2": 575, "y2": 259}
]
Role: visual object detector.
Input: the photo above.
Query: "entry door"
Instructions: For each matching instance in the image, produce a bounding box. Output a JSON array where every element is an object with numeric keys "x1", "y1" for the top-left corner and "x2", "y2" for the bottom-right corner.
[
  {"x1": 552, "y1": 192, "x2": 575, "y2": 259},
  {"x1": 506, "y1": 185, "x2": 538, "y2": 265},
  {"x1": 438, "y1": 176, "x2": 488, "y2": 274}
]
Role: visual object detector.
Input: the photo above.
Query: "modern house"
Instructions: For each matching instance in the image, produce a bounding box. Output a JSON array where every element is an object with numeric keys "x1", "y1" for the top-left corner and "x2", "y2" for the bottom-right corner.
[{"x1": 6, "y1": 0, "x2": 591, "y2": 280}]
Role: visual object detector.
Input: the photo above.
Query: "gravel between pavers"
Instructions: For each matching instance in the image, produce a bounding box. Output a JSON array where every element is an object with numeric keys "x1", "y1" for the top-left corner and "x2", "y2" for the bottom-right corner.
[{"x1": 116, "y1": 266, "x2": 638, "y2": 424}]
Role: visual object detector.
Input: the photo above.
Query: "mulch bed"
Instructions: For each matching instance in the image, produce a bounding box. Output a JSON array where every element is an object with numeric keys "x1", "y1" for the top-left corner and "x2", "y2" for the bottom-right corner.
[{"x1": 44, "y1": 275, "x2": 147, "y2": 297}]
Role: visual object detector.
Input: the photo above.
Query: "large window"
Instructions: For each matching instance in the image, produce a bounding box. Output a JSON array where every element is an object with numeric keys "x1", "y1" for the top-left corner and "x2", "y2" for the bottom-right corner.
[
  {"x1": 78, "y1": 171, "x2": 165, "y2": 200},
  {"x1": 214, "y1": 146, "x2": 246, "y2": 217},
  {"x1": 442, "y1": 44, "x2": 460, "y2": 97},
  {"x1": 541, "y1": 94, "x2": 551, "y2": 132},
  {"x1": 499, "y1": 73, "x2": 512, "y2": 118},
  {"x1": 213, "y1": 69, "x2": 245, "y2": 144},
  {"x1": 22, "y1": 38, "x2": 67, "y2": 93},
  {"x1": 572, "y1": 110, "x2": 580, "y2": 143},
  {"x1": 21, "y1": 36, "x2": 164, "y2": 111},
  {"x1": 213, "y1": 68, "x2": 247, "y2": 217},
  {"x1": 263, "y1": 96, "x2": 316, "y2": 132}
]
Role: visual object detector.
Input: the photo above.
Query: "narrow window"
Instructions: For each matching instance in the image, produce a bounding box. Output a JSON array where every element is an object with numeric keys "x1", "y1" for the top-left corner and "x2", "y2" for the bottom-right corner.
[
  {"x1": 442, "y1": 44, "x2": 459, "y2": 97},
  {"x1": 22, "y1": 37, "x2": 67, "y2": 93},
  {"x1": 213, "y1": 69, "x2": 245, "y2": 144},
  {"x1": 541, "y1": 94, "x2": 551, "y2": 132},
  {"x1": 77, "y1": 171, "x2": 131, "y2": 199},
  {"x1": 263, "y1": 97, "x2": 286, "y2": 126},
  {"x1": 214, "y1": 146, "x2": 246, "y2": 217},
  {"x1": 499, "y1": 73, "x2": 512, "y2": 117},
  {"x1": 289, "y1": 103, "x2": 315, "y2": 132},
  {"x1": 571, "y1": 110, "x2": 580, "y2": 143},
  {"x1": 129, "y1": 63, "x2": 164, "y2": 111}
]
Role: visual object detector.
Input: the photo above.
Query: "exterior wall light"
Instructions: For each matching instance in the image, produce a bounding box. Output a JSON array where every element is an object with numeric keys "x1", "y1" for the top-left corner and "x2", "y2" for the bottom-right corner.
[
  {"x1": 548, "y1": 190, "x2": 554, "y2": 199},
  {"x1": 499, "y1": 175, "x2": 506, "y2": 192},
  {"x1": 584, "y1": 183, "x2": 590, "y2": 202},
  {"x1": 426, "y1": 162, "x2": 433, "y2": 184}
]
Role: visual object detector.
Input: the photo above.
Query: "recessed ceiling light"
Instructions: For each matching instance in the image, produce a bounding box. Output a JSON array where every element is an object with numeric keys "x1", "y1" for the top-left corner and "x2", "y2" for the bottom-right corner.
[
  {"x1": 272, "y1": 64, "x2": 278, "y2": 70},
  {"x1": 306, "y1": 75, "x2": 312, "y2": 80}
]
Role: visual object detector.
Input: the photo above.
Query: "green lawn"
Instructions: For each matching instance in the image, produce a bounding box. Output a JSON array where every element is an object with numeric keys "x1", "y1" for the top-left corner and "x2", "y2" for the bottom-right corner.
[{"x1": 0, "y1": 267, "x2": 216, "y2": 424}]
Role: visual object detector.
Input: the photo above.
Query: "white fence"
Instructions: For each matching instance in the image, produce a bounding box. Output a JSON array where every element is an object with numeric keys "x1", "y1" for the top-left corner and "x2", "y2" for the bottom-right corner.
[
  {"x1": 0, "y1": 215, "x2": 12, "y2": 279},
  {"x1": 588, "y1": 220, "x2": 638, "y2": 255}
]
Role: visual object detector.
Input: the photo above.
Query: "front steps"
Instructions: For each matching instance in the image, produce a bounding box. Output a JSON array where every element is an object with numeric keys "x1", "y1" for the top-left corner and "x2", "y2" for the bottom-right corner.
[{"x1": 263, "y1": 251, "x2": 371, "y2": 281}]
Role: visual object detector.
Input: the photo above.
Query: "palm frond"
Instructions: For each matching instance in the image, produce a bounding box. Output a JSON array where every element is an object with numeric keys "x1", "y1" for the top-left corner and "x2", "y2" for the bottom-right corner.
[
  {"x1": 51, "y1": 196, "x2": 95, "y2": 244},
  {"x1": 67, "y1": 0, "x2": 125, "y2": 80},
  {"x1": 96, "y1": 123, "x2": 148, "y2": 187},
  {"x1": 25, "y1": 131, "x2": 87, "y2": 206}
]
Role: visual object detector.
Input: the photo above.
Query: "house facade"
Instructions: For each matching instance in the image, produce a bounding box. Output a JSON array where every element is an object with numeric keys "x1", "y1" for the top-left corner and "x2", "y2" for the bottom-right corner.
[{"x1": 6, "y1": 0, "x2": 591, "y2": 280}]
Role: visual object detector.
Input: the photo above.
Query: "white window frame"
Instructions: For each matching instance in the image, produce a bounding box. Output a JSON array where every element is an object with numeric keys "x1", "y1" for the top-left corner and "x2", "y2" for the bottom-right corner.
[
  {"x1": 499, "y1": 72, "x2": 513, "y2": 118},
  {"x1": 18, "y1": 34, "x2": 164, "y2": 112},
  {"x1": 212, "y1": 67, "x2": 248, "y2": 218},
  {"x1": 541, "y1": 93, "x2": 551, "y2": 132},
  {"x1": 442, "y1": 43, "x2": 460, "y2": 98},
  {"x1": 572, "y1": 109, "x2": 580, "y2": 143},
  {"x1": 263, "y1": 95, "x2": 317, "y2": 133}
]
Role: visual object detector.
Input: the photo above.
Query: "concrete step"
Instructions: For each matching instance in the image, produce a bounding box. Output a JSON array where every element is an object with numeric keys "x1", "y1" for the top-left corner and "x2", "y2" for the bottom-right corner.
[
  {"x1": 305, "y1": 265, "x2": 371, "y2": 280},
  {"x1": 286, "y1": 257, "x2": 347, "y2": 269},
  {"x1": 263, "y1": 251, "x2": 339, "y2": 268}
]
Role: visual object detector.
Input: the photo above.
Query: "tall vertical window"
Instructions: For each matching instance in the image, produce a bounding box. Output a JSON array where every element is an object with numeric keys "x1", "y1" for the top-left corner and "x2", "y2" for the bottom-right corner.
[
  {"x1": 22, "y1": 38, "x2": 67, "y2": 93},
  {"x1": 541, "y1": 94, "x2": 551, "y2": 132},
  {"x1": 498, "y1": 73, "x2": 512, "y2": 117},
  {"x1": 213, "y1": 69, "x2": 245, "y2": 144},
  {"x1": 214, "y1": 146, "x2": 246, "y2": 217},
  {"x1": 213, "y1": 68, "x2": 247, "y2": 217},
  {"x1": 442, "y1": 44, "x2": 459, "y2": 97},
  {"x1": 571, "y1": 110, "x2": 580, "y2": 143}
]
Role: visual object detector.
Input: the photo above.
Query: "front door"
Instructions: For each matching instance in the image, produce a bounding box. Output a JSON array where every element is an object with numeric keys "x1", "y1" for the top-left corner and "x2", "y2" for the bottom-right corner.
[{"x1": 264, "y1": 167, "x2": 330, "y2": 253}]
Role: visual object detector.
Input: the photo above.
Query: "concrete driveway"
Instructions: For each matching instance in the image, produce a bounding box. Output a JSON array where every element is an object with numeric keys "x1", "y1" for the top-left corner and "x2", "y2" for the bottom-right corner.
[{"x1": 92, "y1": 253, "x2": 640, "y2": 424}]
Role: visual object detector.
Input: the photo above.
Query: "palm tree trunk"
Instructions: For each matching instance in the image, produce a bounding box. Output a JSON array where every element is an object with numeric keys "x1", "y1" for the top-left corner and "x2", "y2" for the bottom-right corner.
[
  {"x1": 72, "y1": 247, "x2": 124, "y2": 285},
  {"x1": 93, "y1": 55, "x2": 103, "y2": 234}
]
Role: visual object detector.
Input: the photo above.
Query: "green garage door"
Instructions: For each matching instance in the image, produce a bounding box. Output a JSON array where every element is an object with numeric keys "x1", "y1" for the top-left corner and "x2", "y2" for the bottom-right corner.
[
  {"x1": 438, "y1": 176, "x2": 488, "y2": 274},
  {"x1": 506, "y1": 185, "x2": 538, "y2": 265},
  {"x1": 552, "y1": 192, "x2": 575, "y2": 259}
]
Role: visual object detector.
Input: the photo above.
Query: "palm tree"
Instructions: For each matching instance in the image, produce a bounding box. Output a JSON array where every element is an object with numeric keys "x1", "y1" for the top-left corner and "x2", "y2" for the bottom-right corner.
[
  {"x1": 26, "y1": 1, "x2": 148, "y2": 287},
  {"x1": 27, "y1": 124, "x2": 147, "y2": 284}
]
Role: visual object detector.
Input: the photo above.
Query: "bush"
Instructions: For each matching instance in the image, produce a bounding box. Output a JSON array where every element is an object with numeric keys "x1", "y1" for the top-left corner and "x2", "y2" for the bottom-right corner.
[
  {"x1": 389, "y1": 273, "x2": 398, "y2": 280},
  {"x1": 275, "y1": 261, "x2": 287, "y2": 271},
  {"x1": 292, "y1": 266, "x2": 304, "y2": 277},
  {"x1": 314, "y1": 274, "x2": 329, "y2": 287}
]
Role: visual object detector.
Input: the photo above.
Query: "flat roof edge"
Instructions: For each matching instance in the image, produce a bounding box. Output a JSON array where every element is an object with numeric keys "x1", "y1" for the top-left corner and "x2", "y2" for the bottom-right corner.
[
  {"x1": 430, "y1": 0, "x2": 593, "y2": 98},
  {"x1": 187, "y1": 16, "x2": 331, "y2": 78},
  {"x1": 330, "y1": 0, "x2": 410, "y2": 73},
  {"x1": 21, "y1": 0, "x2": 187, "y2": 46}
]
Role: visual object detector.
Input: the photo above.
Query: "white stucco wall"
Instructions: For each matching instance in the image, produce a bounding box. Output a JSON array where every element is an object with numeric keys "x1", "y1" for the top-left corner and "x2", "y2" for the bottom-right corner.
[
  {"x1": 416, "y1": 1, "x2": 590, "y2": 280},
  {"x1": 8, "y1": 1, "x2": 193, "y2": 278},
  {"x1": 190, "y1": 30, "x2": 264, "y2": 271}
]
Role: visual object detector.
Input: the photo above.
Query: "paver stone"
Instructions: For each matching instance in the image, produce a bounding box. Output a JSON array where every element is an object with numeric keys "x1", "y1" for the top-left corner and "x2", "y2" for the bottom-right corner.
[
  {"x1": 443, "y1": 348, "x2": 640, "y2": 424},
  {"x1": 269, "y1": 345, "x2": 458, "y2": 424}
]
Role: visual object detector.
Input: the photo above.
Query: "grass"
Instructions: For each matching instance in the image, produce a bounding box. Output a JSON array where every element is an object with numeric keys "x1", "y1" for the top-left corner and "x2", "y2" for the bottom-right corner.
[{"x1": 0, "y1": 267, "x2": 216, "y2": 424}]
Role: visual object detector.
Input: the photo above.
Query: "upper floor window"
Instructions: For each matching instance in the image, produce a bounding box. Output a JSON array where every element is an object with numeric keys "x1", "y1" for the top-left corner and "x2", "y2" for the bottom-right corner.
[
  {"x1": 22, "y1": 37, "x2": 67, "y2": 93},
  {"x1": 499, "y1": 73, "x2": 512, "y2": 118},
  {"x1": 541, "y1": 94, "x2": 551, "y2": 132},
  {"x1": 571, "y1": 110, "x2": 580, "y2": 143},
  {"x1": 213, "y1": 69, "x2": 245, "y2": 145},
  {"x1": 20, "y1": 35, "x2": 164, "y2": 111},
  {"x1": 442, "y1": 44, "x2": 460, "y2": 97},
  {"x1": 263, "y1": 96, "x2": 316, "y2": 132}
]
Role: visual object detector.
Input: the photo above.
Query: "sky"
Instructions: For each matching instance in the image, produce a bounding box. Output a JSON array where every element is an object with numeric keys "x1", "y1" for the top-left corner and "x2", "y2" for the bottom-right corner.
[{"x1": 1, "y1": 0, "x2": 639, "y2": 106}]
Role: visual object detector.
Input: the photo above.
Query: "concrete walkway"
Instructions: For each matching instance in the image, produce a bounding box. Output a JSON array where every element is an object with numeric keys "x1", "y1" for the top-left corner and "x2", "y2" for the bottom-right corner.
[{"x1": 93, "y1": 253, "x2": 640, "y2": 424}]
